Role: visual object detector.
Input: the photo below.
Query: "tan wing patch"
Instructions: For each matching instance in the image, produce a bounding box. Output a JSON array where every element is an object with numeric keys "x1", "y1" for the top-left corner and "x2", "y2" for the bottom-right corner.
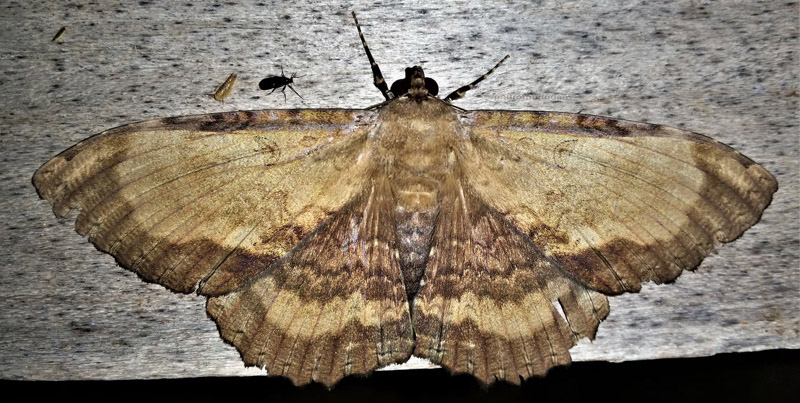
[
  {"x1": 33, "y1": 109, "x2": 378, "y2": 295},
  {"x1": 461, "y1": 111, "x2": 777, "y2": 294},
  {"x1": 207, "y1": 177, "x2": 413, "y2": 387}
]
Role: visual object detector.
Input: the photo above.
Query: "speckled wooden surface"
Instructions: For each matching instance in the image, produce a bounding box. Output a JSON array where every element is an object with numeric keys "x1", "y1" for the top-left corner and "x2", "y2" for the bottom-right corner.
[{"x1": 0, "y1": 0, "x2": 797, "y2": 381}]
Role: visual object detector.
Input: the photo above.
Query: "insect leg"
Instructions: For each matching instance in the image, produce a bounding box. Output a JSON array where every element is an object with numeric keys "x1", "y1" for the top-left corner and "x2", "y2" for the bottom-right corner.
[{"x1": 287, "y1": 84, "x2": 304, "y2": 100}]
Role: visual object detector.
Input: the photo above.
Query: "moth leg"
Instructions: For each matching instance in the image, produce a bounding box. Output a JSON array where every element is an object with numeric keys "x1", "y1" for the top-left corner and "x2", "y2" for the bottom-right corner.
[
  {"x1": 352, "y1": 11, "x2": 392, "y2": 100},
  {"x1": 443, "y1": 55, "x2": 510, "y2": 102}
]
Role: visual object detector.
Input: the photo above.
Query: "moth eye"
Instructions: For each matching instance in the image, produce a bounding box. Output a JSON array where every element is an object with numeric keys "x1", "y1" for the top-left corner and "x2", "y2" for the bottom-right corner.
[
  {"x1": 390, "y1": 78, "x2": 411, "y2": 96},
  {"x1": 389, "y1": 77, "x2": 439, "y2": 96},
  {"x1": 425, "y1": 77, "x2": 439, "y2": 96}
]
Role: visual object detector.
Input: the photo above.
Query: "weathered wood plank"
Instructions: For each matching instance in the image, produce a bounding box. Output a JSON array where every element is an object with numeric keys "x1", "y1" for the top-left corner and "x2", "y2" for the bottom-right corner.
[{"x1": 0, "y1": 0, "x2": 797, "y2": 381}]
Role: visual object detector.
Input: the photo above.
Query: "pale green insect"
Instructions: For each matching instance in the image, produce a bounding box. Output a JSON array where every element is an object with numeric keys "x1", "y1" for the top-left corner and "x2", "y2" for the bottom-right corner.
[
  {"x1": 213, "y1": 73, "x2": 237, "y2": 101},
  {"x1": 51, "y1": 26, "x2": 66, "y2": 42}
]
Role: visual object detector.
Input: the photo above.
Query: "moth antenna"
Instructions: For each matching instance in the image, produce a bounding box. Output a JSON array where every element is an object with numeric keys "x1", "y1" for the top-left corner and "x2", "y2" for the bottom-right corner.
[
  {"x1": 352, "y1": 11, "x2": 392, "y2": 100},
  {"x1": 444, "y1": 55, "x2": 510, "y2": 102}
]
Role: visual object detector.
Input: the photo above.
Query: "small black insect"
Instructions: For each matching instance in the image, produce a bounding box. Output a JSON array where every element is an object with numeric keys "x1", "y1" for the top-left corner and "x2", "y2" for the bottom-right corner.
[{"x1": 258, "y1": 67, "x2": 303, "y2": 101}]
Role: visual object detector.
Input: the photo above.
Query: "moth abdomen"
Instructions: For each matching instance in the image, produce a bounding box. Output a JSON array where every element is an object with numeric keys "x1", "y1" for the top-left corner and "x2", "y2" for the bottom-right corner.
[{"x1": 395, "y1": 206, "x2": 437, "y2": 300}]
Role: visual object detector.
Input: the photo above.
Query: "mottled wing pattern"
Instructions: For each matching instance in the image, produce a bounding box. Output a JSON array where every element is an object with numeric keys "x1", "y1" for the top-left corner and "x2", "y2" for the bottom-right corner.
[
  {"x1": 413, "y1": 177, "x2": 610, "y2": 384},
  {"x1": 413, "y1": 110, "x2": 776, "y2": 384},
  {"x1": 208, "y1": 177, "x2": 413, "y2": 386},
  {"x1": 32, "y1": 109, "x2": 377, "y2": 296}
]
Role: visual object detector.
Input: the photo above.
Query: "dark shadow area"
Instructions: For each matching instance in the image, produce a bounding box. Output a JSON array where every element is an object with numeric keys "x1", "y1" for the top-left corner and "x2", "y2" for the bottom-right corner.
[{"x1": 4, "y1": 349, "x2": 798, "y2": 402}]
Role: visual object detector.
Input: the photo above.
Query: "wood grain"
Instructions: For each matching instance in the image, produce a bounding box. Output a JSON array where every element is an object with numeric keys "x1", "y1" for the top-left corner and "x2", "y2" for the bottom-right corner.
[{"x1": 0, "y1": 0, "x2": 796, "y2": 381}]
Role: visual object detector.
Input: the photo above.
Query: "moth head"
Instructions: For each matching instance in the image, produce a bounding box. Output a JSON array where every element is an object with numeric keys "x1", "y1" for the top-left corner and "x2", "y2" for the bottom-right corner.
[{"x1": 390, "y1": 66, "x2": 439, "y2": 100}]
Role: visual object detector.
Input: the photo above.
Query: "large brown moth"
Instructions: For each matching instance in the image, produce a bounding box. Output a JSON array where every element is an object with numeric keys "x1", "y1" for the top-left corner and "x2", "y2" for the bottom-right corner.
[{"x1": 32, "y1": 12, "x2": 777, "y2": 387}]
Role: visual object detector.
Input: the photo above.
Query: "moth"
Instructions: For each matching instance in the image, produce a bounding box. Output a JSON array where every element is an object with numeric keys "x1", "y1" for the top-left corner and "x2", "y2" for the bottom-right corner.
[
  {"x1": 258, "y1": 66, "x2": 303, "y2": 101},
  {"x1": 212, "y1": 73, "x2": 237, "y2": 101},
  {"x1": 33, "y1": 12, "x2": 777, "y2": 387}
]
